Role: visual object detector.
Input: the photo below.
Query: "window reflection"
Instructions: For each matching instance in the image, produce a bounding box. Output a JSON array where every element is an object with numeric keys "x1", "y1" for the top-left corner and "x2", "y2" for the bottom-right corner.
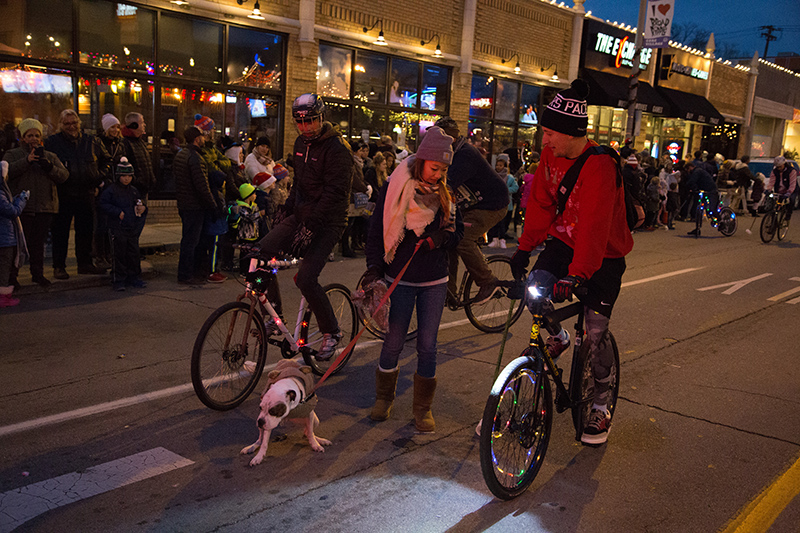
[
  {"x1": 389, "y1": 58, "x2": 418, "y2": 108},
  {"x1": 0, "y1": 65, "x2": 73, "y2": 138},
  {"x1": 78, "y1": 1, "x2": 154, "y2": 74},
  {"x1": 354, "y1": 52, "x2": 387, "y2": 104},
  {"x1": 520, "y1": 84, "x2": 540, "y2": 124},
  {"x1": 354, "y1": 106, "x2": 385, "y2": 145},
  {"x1": 0, "y1": 0, "x2": 73, "y2": 62},
  {"x1": 422, "y1": 65, "x2": 448, "y2": 111},
  {"x1": 317, "y1": 45, "x2": 351, "y2": 99},
  {"x1": 228, "y1": 27, "x2": 282, "y2": 90},
  {"x1": 470, "y1": 74, "x2": 494, "y2": 119},
  {"x1": 325, "y1": 101, "x2": 350, "y2": 133},
  {"x1": 78, "y1": 76, "x2": 154, "y2": 137},
  {"x1": 495, "y1": 79, "x2": 518, "y2": 122},
  {"x1": 158, "y1": 14, "x2": 222, "y2": 82}
]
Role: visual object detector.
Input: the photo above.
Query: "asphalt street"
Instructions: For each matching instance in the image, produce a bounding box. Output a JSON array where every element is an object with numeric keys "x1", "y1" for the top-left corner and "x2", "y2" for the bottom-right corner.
[{"x1": 1, "y1": 218, "x2": 799, "y2": 532}]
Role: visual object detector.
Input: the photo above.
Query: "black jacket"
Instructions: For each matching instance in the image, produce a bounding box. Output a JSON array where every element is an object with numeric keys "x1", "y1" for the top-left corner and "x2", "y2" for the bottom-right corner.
[
  {"x1": 99, "y1": 181, "x2": 146, "y2": 234},
  {"x1": 173, "y1": 144, "x2": 216, "y2": 211},
  {"x1": 285, "y1": 123, "x2": 353, "y2": 229},
  {"x1": 448, "y1": 139, "x2": 509, "y2": 211},
  {"x1": 44, "y1": 132, "x2": 111, "y2": 199}
]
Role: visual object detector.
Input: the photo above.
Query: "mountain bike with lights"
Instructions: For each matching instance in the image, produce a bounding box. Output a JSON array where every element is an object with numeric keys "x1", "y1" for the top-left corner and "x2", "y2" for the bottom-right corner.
[
  {"x1": 692, "y1": 189, "x2": 737, "y2": 237},
  {"x1": 191, "y1": 246, "x2": 356, "y2": 411},
  {"x1": 759, "y1": 191, "x2": 791, "y2": 243},
  {"x1": 479, "y1": 283, "x2": 620, "y2": 500}
]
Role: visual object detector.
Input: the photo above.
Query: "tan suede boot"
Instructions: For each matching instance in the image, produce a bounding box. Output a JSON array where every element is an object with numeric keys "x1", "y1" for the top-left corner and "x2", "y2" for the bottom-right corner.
[
  {"x1": 412, "y1": 373, "x2": 437, "y2": 432},
  {"x1": 370, "y1": 367, "x2": 399, "y2": 421}
]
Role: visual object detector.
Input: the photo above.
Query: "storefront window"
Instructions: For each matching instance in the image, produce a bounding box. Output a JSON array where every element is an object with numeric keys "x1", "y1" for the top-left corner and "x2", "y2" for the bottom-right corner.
[
  {"x1": 751, "y1": 115, "x2": 777, "y2": 157},
  {"x1": 317, "y1": 44, "x2": 351, "y2": 99},
  {"x1": 387, "y1": 110, "x2": 442, "y2": 152},
  {"x1": 470, "y1": 74, "x2": 494, "y2": 119},
  {"x1": 389, "y1": 58, "x2": 418, "y2": 108},
  {"x1": 0, "y1": 65, "x2": 73, "y2": 138},
  {"x1": 325, "y1": 101, "x2": 350, "y2": 135},
  {"x1": 493, "y1": 124, "x2": 514, "y2": 156},
  {"x1": 227, "y1": 27, "x2": 282, "y2": 90},
  {"x1": 78, "y1": 1, "x2": 154, "y2": 74},
  {"x1": 158, "y1": 14, "x2": 222, "y2": 83},
  {"x1": 517, "y1": 125, "x2": 537, "y2": 165},
  {"x1": 224, "y1": 92, "x2": 279, "y2": 148},
  {"x1": 78, "y1": 76, "x2": 154, "y2": 136},
  {"x1": 0, "y1": 0, "x2": 73, "y2": 63},
  {"x1": 495, "y1": 79, "x2": 518, "y2": 123},
  {"x1": 353, "y1": 106, "x2": 385, "y2": 145},
  {"x1": 468, "y1": 119, "x2": 492, "y2": 157},
  {"x1": 354, "y1": 52, "x2": 387, "y2": 105},
  {"x1": 519, "y1": 84, "x2": 540, "y2": 125},
  {"x1": 422, "y1": 65, "x2": 448, "y2": 112}
]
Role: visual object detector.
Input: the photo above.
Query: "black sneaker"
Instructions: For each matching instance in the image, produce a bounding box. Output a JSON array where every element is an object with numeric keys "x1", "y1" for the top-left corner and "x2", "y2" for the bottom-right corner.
[
  {"x1": 112, "y1": 281, "x2": 126, "y2": 292},
  {"x1": 581, "y1": 409, "x2": 611, "y2": 445},
  {"x1": 472, "y1": 281, "x2": 500, "y2": 305},
  {"x1": 687, "y1": 228, "x2": 700, "y2": 236},
  {"x1": 78, "y1": 264, "x2": 107, "y2": 275},
  {"x1": 53, "y1": 267, "x2": 69, "y2": 280}
]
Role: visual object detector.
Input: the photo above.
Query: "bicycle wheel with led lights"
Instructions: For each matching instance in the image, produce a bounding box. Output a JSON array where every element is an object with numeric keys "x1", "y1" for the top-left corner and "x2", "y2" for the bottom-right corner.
[
  {"x1": 717, "y1": 207, "x2": 738, "y2": 237},
  {"x1": 480, "y1": 352, "x2": 552, "y2": 500}
]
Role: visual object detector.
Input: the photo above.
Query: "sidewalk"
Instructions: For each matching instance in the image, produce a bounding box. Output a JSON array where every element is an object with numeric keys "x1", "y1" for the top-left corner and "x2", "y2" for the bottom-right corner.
[{"x1": 14, "y1": 223, "x2": 183, "y2": 295}]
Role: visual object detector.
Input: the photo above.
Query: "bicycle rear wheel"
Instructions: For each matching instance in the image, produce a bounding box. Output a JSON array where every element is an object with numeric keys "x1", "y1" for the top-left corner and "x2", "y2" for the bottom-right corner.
[
  {"x1": 480, "y1": 352, "x2": 552, "y2": 500},
  {"x1": 760, "y1": 212, "x2": 776, "y2": 243},
  {"x1": 301, "y1": 283, "x2": 357, "y2": 376},
  {"x1": 465, "y1": 255, "x2": 526, "y2": 333},
  {"x1": 570, "y1": 333, "x2": 621, "y2": 442},
  {"x1": 777, "y1": 210, "x2": 790, "y2": 241},
  {"x1": 356, "y1": 273, "x2": 418, "y2": 341},
  {"x1": 191, "y1": 301, "x2": 268, "y2": 411},
  {"x1": 717, "y1": 207, "x2": 738, "y2": 236}
]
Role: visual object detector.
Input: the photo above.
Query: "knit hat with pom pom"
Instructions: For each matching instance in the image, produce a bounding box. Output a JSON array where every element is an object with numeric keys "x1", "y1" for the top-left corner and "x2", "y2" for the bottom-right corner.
[
  {"x1": 194, "y1": 114, "x2": 214, "y2": 132},
  {"x1": 540, "y1": 79, "x2": 590, "y2": 137}
]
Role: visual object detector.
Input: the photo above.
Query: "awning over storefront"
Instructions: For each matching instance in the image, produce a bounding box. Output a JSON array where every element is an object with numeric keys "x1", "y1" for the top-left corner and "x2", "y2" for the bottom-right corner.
[
  {"x1": 582, "y1": 70, "x2": 669, "y2": 114},
  {"x1": 656, "y1": 86, "x2": 725, "y2": 125}
]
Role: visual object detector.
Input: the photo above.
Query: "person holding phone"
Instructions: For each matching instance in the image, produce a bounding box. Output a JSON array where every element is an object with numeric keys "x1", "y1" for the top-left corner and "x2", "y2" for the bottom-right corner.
[{"x1": 2, "y1": 118, "x2": 68, "y2": 288}]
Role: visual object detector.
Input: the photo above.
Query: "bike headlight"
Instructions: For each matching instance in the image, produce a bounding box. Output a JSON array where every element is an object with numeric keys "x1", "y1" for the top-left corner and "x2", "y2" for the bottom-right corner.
[{"x1": 527, "y1": 285, "x2": 543, "y2": 299}]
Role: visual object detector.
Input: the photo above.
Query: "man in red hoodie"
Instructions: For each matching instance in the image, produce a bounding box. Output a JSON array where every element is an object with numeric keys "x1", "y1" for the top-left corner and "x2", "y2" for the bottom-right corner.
[{"x1": 510, "y1": 79, "x2": 633, "y2": 446}]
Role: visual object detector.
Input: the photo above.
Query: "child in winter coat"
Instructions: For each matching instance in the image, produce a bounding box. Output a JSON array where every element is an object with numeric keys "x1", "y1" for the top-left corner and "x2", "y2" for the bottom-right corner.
[
  {"x1": 230, "y1": 183, "x2": 263, "y2": 273},
  {"x1": 99, "y1": 158, "x2": 147, "y2": 291},
  {"x1": 0, "y1": 161, "x2": 28, "y2": 307},
  {"x1": 644, "y1": 176, "x2": 662, "y2": 230},
  {"x1": 666, "y1": 182, "x2": 680, "y2": 230}
]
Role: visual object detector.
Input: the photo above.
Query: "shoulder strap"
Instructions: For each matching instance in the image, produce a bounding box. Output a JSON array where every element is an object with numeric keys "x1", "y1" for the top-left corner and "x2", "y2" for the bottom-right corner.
[{"x1": 556, "y1": 145, "x2": 617, "y2": 215}]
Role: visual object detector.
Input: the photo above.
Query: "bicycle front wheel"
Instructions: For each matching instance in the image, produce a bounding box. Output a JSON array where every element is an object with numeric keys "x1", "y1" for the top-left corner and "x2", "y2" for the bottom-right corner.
[
  {"x1": 777, "y1": 210, "x2": 790, "y2": 241},
  {"x1": 191, "y1": 301, "x2": 267, "y2": 411},
  {"x1": 480, "y1": 352, "x2": 552, "y2": 500},
  {"x1": 356, "y1": 273, "x2": 418, "y2": 341},
  {"x1": 465, "y1": 255, "x2": 526, "y2": 333},
  {"x1": 301, "y1": 283, "x2": 357, "y2": 376},
  {"x1": 760, "y1": 212, "x2": 776, "y2": 243},
  {"x1": 570, "y1": 333, "x2": 621, "y2": 442},
  {"x1": 717, "y1": 207, "x2": 738, "y2": 236}
]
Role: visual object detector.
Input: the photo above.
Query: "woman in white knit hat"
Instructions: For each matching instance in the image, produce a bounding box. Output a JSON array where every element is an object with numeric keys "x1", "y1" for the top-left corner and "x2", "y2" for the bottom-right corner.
[{"x1": 361, "y1": 126, "x2": 464, "y2": 433}]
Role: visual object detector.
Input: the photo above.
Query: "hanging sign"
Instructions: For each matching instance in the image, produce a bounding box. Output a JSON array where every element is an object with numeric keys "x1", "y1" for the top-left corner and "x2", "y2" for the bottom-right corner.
[{"x1": 644, "y1": 0, "x2": 674, "y2": 48}]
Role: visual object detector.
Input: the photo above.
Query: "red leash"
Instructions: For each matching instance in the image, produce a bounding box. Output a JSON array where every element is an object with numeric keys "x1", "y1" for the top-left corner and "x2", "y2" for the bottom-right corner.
[{"x1": 309, "y1": 242, "x2": 421, "y2": 394}]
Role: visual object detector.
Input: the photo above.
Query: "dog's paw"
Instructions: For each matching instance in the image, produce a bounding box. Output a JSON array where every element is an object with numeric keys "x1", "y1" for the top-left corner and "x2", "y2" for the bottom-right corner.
[
  {"x1": 310, "y1": 436, "x2": 332, "y2": 452},
  {"x1": 240, "y1": 444, "x2": 258, "y2": 455},
  {"x1": 249, "y1": 454, "x2": 266, "y2": 467}
]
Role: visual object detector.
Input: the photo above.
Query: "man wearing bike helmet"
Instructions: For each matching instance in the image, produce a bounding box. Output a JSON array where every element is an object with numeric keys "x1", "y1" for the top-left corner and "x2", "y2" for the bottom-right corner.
[
  {"x1": 767, "y1": 156, "x2": 797, "y2": 220},
  {"x1": 257, "y1": 94, "x2": 353, "y2": 360},
  {"x1": 509, "y1": 79, "x2": 633, "y2": 445}
]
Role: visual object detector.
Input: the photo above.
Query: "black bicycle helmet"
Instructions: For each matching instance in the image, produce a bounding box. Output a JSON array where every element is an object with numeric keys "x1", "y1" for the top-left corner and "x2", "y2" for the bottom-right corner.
[{"x1": 292, "y1": 93, "x2": 326, "y2": 121}]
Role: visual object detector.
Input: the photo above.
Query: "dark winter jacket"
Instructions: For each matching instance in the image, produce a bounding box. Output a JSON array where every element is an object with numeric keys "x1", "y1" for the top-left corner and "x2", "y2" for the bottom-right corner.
[
  {"x1": 122, "y1": 132, "x2": 156, "y2": 197},
  {"x1": 44, "y1": 132, "x2": 111, "y2": 199},
  {"x1": 173, "y1": 144, "x2": 216, "y2": 211},
  {"x1": 447, "y1": 138, "x2": 509, "y2": 211},
  {"x1": 0, "y1": 179, "x2": 26, "y2": 248},
  {"x1": 3, "y1": 145, "x2": 69, "y2": 214},
  {"x1": 666, "y1": 190, "x2": 680, "y2": 212},
  {"x1": 99, "y1": 133, "x2": 126, "y2": 185},
  {"x1": 99, "y1": 181, "x2": 146, "y2": 234},
  {"x1": 686, "y1": 167, "x2": 717, "y2": 193},
  {"x1": 285, "y1": 123, "x2": 353, "y2": 230},
  {"x1": 365, "y1": 183, "x2": 464, "y2": 285}
]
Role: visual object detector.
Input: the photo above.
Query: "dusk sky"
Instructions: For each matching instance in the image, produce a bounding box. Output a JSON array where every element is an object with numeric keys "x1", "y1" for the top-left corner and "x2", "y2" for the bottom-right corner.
[{"x1": 584, "y1": 0, "x2": 800, "y2": 60}]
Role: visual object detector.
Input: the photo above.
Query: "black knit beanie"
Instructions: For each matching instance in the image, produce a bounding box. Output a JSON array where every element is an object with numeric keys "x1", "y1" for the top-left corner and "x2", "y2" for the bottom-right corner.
[{"x1": 540, "y1": 79, "x2": 590, "y2": 137}]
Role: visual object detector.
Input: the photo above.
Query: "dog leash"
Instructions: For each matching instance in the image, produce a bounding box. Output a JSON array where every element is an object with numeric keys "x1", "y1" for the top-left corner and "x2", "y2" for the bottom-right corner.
[{"x1": 308, "y1": 242, "x2": 422, "y2": 395}]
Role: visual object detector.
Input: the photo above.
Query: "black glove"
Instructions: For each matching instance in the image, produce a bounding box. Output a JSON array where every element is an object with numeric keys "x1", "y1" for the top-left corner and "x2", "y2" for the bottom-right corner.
[
  {"x1": 38, "y1": 157, "x2": 53, "y2": 173},
  {"x1": 510, "y1": 249, "x2": 531, "y2": 281},
  {"x1": 361, "y1": 266, "x2": 383, "y2": 289},
  {"x1": 552, "y1": 275, "x2": 585, "y2": 303},
  {"x1": 418, "y1": 230, "x2": 447, "y2": 252}
]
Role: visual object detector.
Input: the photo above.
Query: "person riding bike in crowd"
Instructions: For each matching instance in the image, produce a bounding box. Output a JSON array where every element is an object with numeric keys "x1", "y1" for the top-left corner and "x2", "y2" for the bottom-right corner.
[
  {"x1": 767, "y1": 156, "x2": 797, "y2": 221},
  {"x1": 509, "y1": 79, "x2": 633, "y2": 445},
  {"x1": 684, "y1": 160, "x2": 718, "y2": 236},
  {"x1": 257, "y1": 94, "x2": 353, "y2": 360}
]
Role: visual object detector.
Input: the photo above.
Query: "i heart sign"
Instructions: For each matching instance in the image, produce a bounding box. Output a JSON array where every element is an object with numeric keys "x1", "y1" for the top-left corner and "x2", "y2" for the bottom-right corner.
[{"x1": 658, "y1": 3, "x2": 671, "y2": 15}]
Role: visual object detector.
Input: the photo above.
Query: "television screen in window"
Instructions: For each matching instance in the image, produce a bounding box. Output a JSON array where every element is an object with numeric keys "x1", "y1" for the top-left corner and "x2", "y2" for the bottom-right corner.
[{"x1": 249, "y1": 99, "x2": 267, "y2": 118}]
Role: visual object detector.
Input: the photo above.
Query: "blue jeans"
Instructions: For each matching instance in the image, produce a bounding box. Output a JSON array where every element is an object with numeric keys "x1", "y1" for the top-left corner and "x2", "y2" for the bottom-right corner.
[{"x1": 379, "y1": 282, "x2": 447, "y2": 378}]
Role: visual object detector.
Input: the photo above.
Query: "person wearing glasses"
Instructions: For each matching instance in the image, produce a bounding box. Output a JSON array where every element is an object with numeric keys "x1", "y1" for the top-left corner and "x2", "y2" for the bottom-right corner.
[
  {"x1": 256, "y1": 94, "x2": 354, "y2": 361},
  {"x1": 45, "y1": 109, "x2": 112, "y2": 279}
]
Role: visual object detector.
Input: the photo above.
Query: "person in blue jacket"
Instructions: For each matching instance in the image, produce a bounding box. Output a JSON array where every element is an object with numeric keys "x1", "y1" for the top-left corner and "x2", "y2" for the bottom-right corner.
[
  {"x1": 361, "y1": 126, "x2": 464, "y2": 433},
  {"x1": 0, "y1": 160, "x2": 28, "y2": 307},
  {"x1": 99, "y1": 158, "x2": 147, "y2": 291}
]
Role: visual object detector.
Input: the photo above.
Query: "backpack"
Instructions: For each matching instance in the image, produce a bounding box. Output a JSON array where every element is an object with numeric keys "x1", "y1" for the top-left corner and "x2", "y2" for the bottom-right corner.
[{"x1": 556, "y1": 145, "x2": 644, "y2": 231}]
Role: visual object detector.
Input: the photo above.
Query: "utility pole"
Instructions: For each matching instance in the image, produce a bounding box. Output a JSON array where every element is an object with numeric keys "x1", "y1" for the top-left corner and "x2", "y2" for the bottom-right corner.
[
  {"x1": 760, "y1": 25, "x2": 778, "y2": 60},
  {"x1": 624, "y1": 0, "x2": 648, "y2": 144}
]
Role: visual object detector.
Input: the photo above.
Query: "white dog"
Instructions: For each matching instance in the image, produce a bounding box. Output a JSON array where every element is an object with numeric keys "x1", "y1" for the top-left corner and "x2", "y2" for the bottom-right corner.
[{"x1": 240, "y1": 359, "x2": 331, "y2": 466}]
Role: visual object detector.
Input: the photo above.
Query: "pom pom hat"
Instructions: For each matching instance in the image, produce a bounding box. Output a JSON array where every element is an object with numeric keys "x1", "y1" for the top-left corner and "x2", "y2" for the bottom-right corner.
[
  {"x1": 116, "y1": 157, "x2": 134, "y2": 176},
  {"x1": 415, "y1": 126, "x2": 454, "y2": 165},
  {"x1": 194, "y1": 114, "x2": 215, "y2": 132},
  {"x1": 252, "y1": 172, "x2": 276, "y2": 190},
  {"x1": 540, "y1": 79, "x2": 590, "y2": 137}
]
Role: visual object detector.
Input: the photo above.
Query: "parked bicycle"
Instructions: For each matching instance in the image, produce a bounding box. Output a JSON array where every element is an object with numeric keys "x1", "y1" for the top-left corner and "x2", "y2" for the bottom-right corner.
[
  {"x1": 191, "y1": 246, "x2": 356, "y2": 411},
  {"x1": 759, "y1": 191, "x2": 791, "y2": 243},
  {"x1": 479, "y1": 282, "x2": 620, "y2": 500},
  {"x1": 356, "y1": 254, "x2": 526, "y2": 340},
  {"x1": 692, "y1": 189, "x2": 737, "y2": 237}
]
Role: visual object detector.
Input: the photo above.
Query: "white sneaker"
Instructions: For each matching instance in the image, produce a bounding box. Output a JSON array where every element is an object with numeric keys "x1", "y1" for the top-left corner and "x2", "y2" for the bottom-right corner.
[
  {"x1": 488, "y1": 238, "x2": 499, "y2": 248},
  {"x1": 315, "y1": 331, "x2": 343, "y2": 361},
  {"x1": 499, "y1": 239, "x2": 507, "y2": 249}
]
